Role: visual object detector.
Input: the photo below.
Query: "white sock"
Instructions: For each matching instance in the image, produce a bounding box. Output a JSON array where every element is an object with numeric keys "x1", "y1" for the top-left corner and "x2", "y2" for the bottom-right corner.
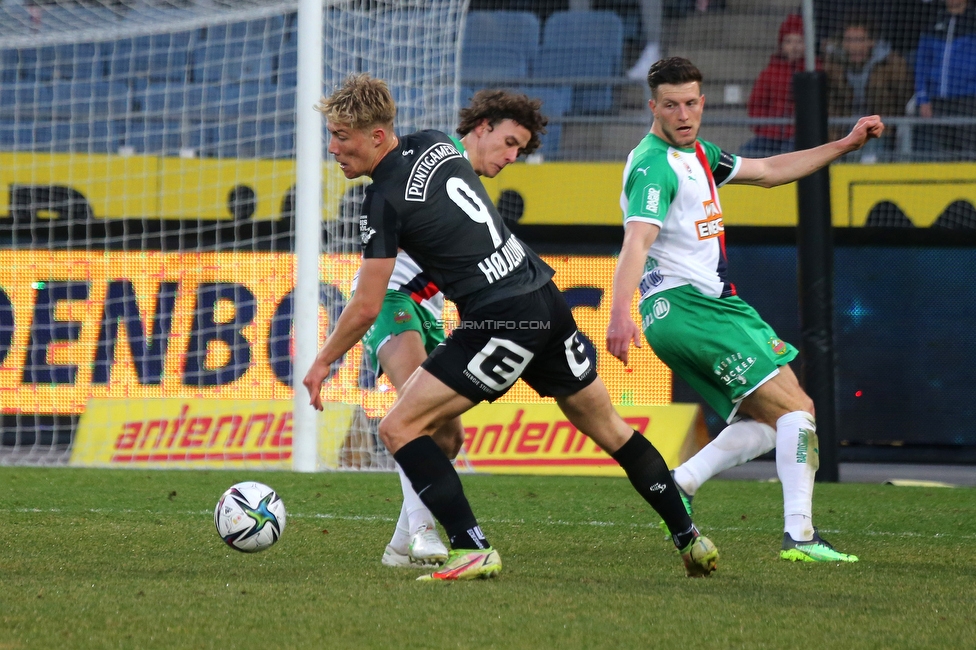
[
  {"x1": 674, "y1": 419, "x2": 777, "y2": 495},
  {"x1": 397, "y1": 463, "x2": 436, "y2": 534},
  {"x1": 775, "y1": 411, "x2": 818, "y2": 541},
  {"x1": 388, "y1": 500, "x2": 411, "y2": 552}
]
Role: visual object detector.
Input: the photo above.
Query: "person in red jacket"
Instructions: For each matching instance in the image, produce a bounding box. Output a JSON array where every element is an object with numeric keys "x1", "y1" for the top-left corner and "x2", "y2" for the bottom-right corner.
[{"x1": 740, "y1": 13, "x2": 813, "y2": 157}]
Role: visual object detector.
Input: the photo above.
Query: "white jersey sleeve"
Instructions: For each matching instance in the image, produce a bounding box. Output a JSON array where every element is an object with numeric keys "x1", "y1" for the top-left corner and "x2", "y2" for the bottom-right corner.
[{"x1": 351, "y1": 251, "x2": 445, "y2": 319}]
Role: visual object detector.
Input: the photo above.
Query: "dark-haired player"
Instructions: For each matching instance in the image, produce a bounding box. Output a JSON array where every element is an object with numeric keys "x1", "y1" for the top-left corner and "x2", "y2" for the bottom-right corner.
[{"x1": 608, "y1": 57, "x2": 883, "y2": 562}]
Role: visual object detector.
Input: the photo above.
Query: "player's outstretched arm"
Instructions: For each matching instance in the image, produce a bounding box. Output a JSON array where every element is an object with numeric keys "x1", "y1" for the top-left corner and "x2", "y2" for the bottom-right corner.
[
  {"x1": 303, "y1": 257, "x2": 395, "y2": 410},
  {"x1": 733, "y1": 115, "x2": 885, "y2": 188},
  {"x1": 607, "y1": 221, "x2": 660, "y2": 366}
]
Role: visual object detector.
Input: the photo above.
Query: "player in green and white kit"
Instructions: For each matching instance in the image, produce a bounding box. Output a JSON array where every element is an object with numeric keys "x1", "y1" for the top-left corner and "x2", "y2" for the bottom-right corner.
[
  {"x1": 361, "y1": 90, "x2": 549, "y2": 568},
  {"x1": 608, "y1": 57, "x2": 884, "y2": 562}
]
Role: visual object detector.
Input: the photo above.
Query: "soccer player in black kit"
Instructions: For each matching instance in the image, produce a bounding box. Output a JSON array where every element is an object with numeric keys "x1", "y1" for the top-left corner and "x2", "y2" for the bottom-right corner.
[{"x1": 303, "y1": 74, "x2": 719, "y2": 581}]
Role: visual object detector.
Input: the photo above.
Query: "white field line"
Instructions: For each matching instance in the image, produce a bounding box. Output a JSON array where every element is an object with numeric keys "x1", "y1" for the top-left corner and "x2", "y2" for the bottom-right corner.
[{"x1": 6, "y1": 507, "x2": 975, "y2": 540}]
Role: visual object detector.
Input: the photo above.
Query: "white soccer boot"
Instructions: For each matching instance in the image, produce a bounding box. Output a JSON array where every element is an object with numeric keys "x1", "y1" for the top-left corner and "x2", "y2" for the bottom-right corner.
[{"x1": 408, "y1": 524, "x2": 449, "y2": 566}]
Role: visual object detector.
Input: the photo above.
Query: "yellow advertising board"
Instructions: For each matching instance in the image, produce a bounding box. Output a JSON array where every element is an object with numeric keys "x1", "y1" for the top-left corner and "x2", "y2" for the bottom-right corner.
[
  {"x1": 459, "y1": 402, "x2": 706, "y2": 476},
  {"x1": 70, "y1": 398, "x2": 357, "y2": 470},
  {"x1": 70, "y1": 398, "x2": 704, "y2": 474},
  {"x1": 0, "y1": 251, "x2": 670, "y2": 416},
  {"x1": 3, "y1": 151, "x2": 972, "y2": 227}
]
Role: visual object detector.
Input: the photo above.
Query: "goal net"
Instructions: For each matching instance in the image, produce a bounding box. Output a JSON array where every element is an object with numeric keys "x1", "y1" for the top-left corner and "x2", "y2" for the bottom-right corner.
[{"x1": 0, "y1": 0, "x2": 468, "y2": 469}]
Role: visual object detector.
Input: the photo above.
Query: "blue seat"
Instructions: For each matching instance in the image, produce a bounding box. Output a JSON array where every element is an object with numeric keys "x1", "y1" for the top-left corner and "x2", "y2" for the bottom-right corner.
[
  {"x1": 216, "y1": 119, "x2": 261, "y2": 158},
  {"x1": 99, "y1": 39, "x2": 132, "y2": 79},
  {"x1": 0, "y1": 119, "x2": 15, "y2": 147},
  {"x1": 135, "y1": 82, "x2": 221, "y2": 120},
  {"x1": 276, "y1": 45, "x2": 297, "y2": 87},
  {"x1": 461, "y1": 11, "x2": 539, "y2": 82},
  {"x1": 522, "y1": 85, "x2": 572, "y2": 158},
  {"x1": 1, "y1": 82, "x2": 56, "y2": 119},
  {"x1": 0, "y1": 119, "x2": 57, "y2": 151},
  {"x1": 15, "y1": 46, "x2": 58, "y2": 82},
  {"x1": 122, "y1": 117, "x2": 205, "y2": 156},
  {"x1": 257, "y1": 118, "x2": 294, "y2": 158},
  {"x1": 536, "y1": 11, "x2": 623, "y2": 115},
  {"x1": 323, "y1": 8, "x2": 375, "y2": 86},
  {"x1": 259, "y1": 87, "x2": 296, "y2": 116},
  {"x1": 202, "y1": 82, "x2": 264, "y2": 120},
  {"x1": 110, "y1": 33, "x2": 192, "y2": 83},
  {"x1": 149, "y1": 32, "x2": 193, "y2": 83},
  {"x1": 15, "y1": 119, "x2": 55, "y2": 151},
  {"x1": 55, "y1": 43, "x2": 98, "y2": 81},
  {"x1": 1, "y1": 49, "x2": 17, "y2": 83},
  {"x1": 192, "y1": 39, "x2": 272, "y2": 84},
  {"x1": 77, "y1": 119, "x2": 123, "y2": 154},
  {"x1": 104, "y1": 33, "x2": 191, "y2": 83},
  {"x1": 52, "y1": 81, "x2": 129, "y2": 119}
]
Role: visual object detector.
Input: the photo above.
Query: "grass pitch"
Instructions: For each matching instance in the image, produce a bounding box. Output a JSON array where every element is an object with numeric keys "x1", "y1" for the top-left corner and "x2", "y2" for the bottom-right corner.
[{"x1": 3, "y1": 467, "x2": 975, "y2": 649}]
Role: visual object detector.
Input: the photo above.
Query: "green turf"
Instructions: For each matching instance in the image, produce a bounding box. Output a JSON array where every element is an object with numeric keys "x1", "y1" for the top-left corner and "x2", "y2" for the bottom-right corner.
[{"x1": 2, "y1": 467, "x2": 975, "y2": 649}]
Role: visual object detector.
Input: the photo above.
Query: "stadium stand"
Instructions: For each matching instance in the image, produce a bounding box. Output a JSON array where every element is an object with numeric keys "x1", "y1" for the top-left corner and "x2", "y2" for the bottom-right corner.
[
  {"x1": 461, "y1": 10, "x2": 540, "y2": 81},
  {"x1": 535, "y1": 10, "x2": 623, "y2": 115}
]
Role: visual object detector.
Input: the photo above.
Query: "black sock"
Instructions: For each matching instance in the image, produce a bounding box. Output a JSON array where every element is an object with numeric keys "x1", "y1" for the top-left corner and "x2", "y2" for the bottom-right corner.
[
  {"x1": 393, "y1": 436, "x2": 489, "y2": 550},
  {"x1": 611, "y1": 431, "x2": 695, "y2": 549}
]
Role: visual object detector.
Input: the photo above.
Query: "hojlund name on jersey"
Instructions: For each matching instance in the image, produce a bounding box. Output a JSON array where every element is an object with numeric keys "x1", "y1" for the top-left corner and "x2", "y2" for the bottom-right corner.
[
  {"x1": 405, "y1": 143, "x2": 462, "y2": 202},
  {"x1": 478, "y1": 236, "x2": 527, "y2": 284}
]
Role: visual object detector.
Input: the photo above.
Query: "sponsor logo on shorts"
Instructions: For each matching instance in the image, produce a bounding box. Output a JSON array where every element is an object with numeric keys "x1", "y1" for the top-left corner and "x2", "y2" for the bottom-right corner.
[
  {"x1": 563, "y1": 331, "x2": 592, "y2": 379},
  {"x1": 641, "y1": 312, "x2": 654, "y2": 330},
  {"x1": 393, "y1": 309, "x2": 411, "y2": 324},
  {"x1": 713, "y1": 352, "x2": 757, "y2": 386},
  {"x1": 651, "y1": 297, "x2": 670, "y2": 320},
  {"x1": 465, "y1": 337, "x2": 534, "y2": 393},
  {"x1": 768, "y1": 337, "x2": 787, "y2": 355}
]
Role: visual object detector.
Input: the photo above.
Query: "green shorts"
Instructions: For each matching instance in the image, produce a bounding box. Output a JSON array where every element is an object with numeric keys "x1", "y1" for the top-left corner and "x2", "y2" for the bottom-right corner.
[
  {"x1": 362, "y1": 290, "x2": 445, "y2": 376},
  {"x1": 640, "y1": 284, "x2": 798, "y2": 423}
]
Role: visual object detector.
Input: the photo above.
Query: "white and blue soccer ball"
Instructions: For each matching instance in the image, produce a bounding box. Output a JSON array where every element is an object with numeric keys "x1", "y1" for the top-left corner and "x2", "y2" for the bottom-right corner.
[{"x1": 214, "y1": 481, "x2": 286, "y2": 553}]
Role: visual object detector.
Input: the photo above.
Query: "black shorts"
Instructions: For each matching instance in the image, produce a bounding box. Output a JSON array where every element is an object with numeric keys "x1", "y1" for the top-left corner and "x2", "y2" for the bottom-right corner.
[{"x1": 422, "y1": 281, "x2": 598, "y2": 402}]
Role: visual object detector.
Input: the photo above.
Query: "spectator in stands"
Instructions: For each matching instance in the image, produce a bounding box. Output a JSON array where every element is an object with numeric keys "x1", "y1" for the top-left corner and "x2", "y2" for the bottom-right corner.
[
  {"x1": 825, "y1": 15, "x2": 914, "y2": 158},
  {"x1": 914, "y1": 0, "x2": 976, "y2": 153},
  {"x1": 885, "y1": 0, "x2": 940, "y2": 58},
  {"x1": 740, "y1": 13, "x2": 813, "y2": 157}
]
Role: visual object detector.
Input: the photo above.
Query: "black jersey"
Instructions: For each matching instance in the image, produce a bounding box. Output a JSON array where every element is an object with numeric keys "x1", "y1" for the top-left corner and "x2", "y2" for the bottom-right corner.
[{"x1": 359, "y1": 130, "x2": 554, "y2": 313}]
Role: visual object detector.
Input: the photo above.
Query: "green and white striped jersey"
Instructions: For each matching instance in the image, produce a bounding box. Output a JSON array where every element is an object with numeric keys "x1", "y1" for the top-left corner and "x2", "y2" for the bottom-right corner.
[{"x1": 620, "y1": 132, "x2": 741, "y2": 300}]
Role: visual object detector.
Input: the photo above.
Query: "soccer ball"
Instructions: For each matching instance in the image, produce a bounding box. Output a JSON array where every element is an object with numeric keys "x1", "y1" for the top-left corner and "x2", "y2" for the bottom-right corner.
[{"x1": 214, "y1": 481, "x2": 286, "y2": 553}]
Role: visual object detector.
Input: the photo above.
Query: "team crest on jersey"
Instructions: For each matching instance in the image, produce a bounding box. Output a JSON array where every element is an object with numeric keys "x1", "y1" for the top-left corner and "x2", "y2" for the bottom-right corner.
[
  {"x1": 695, "y1": 200, "x2": 723, "y2": 239},
  {"x1": 393, "y1": 309, "x2": 412, "y2": 324},
  {"x1": 405, "y1": 143, "x2": 462, "y2": 202},
  {"x1": 359, "y1": 215, "x2": 376, "y2": 245},
  {"x1": 768, "y1": 337, "x2": 787, "y2": 355}
]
